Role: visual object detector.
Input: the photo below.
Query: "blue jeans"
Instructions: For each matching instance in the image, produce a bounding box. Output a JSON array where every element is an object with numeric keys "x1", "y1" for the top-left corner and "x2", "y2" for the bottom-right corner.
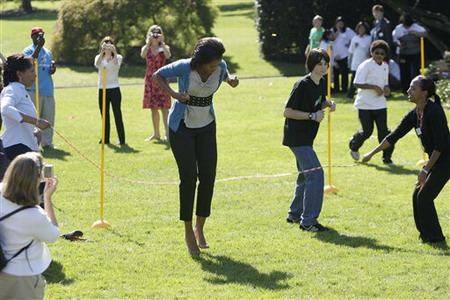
[{"x1": 288, "y1": 146, "x2": 324, "y2": 226}]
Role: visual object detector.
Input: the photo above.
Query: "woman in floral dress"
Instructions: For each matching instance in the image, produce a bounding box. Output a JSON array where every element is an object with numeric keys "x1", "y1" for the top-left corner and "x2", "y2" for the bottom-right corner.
[{"x1": 141, "y1": 25, "x2": 171, "y2": 141}]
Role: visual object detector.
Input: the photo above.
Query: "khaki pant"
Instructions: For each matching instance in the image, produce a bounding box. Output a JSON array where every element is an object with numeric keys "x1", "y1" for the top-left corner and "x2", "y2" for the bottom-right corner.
[
  {"x1": 0, "y1": 272, "x2": 45, "y2": 299},
  {"x1": 28, "y1": 91, "x2": 55, "y2": 147}
]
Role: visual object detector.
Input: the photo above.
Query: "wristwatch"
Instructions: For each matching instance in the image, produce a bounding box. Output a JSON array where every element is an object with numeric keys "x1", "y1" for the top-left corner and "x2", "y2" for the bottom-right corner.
[{"x1": 308, "y1": 113, "x2": 313, "y2": 120}]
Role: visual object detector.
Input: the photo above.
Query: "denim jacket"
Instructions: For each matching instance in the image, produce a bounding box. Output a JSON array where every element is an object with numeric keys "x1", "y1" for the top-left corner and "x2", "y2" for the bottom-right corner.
[{"x1": 154, "y1": 58, "x2": 228, "y2": 132}]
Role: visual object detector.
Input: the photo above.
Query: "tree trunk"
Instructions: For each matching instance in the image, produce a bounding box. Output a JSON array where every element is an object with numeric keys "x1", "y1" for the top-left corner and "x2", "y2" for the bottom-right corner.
[{"x1": 21, "y1": 0, "x2": 33, "y2": 13}]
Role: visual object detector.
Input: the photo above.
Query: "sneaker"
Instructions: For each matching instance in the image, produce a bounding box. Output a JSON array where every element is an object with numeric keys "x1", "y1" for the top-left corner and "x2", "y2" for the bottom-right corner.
[
  {"x1": 300, "y1": 223, "x2": 329, "y2": 232},
  {"x1": 383, "y1": 158, "x2": 396, "y2": 166},
  {"x1": 286, "y1": 217, "x2": 300, "y2": 224},
  {"x1": 350, "y1": 150, "x2": 360, "y2": 161}
]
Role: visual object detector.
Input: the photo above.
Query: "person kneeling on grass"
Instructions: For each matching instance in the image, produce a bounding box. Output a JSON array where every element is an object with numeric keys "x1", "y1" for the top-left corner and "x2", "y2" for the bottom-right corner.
[
  {"x1": 282, "y1": 48, "x2": 336, "y2": 232},
  {"x1": 362, "y1": 75, "x2": 449, "y2": 244},
  {"x1": 348, "y1": 40, "x2": 395, "y2": 166}
]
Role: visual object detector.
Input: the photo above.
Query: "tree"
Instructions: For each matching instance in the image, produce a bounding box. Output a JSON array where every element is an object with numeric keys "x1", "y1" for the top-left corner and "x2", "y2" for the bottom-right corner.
[
  {"x1": 21, "y1": 0, "x2": 33, "y2": 13},
  {"x1": 51, "y1": 0, "x2": 218, "y2": 65}
]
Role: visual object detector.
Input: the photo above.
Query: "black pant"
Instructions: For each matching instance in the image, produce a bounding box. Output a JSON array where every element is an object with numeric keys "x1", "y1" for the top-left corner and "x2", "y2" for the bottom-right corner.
[
  {"x1": 413, "y1": 158, "x2": 450, "y2": 242},
  {"x1": 333, "y1": 57, "x2": 349, "y2": 93},
  {"x1": 399, "y1": 53, "x2": 421, "y2": 94},
  {"x1": 169, "y1": 121, "x2": 217, "y2": 221},
  {"x1": 98, "y1": 87, "x2": 125, "y2": 144},
  {"x1": 4, "y1": 143, "x2": 32, "y2": 161},
  {"x1": 349, "y1": 109, "x2": 394, "y2": 161},
  {"x1": 347, "y1": 71, "x2": 356, "y2": 98}
]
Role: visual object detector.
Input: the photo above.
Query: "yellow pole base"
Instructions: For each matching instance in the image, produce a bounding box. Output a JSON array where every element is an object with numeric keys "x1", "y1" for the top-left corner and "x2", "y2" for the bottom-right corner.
[
  {"x1": 416, "y1": 159, "x2": 426, "y2": 166},
  {"x1": 92, "y1": 220, "x2": 111, "y2": 229},
  {"x1": 324, "y1": 185, "x2": 338, "y2": 193}
]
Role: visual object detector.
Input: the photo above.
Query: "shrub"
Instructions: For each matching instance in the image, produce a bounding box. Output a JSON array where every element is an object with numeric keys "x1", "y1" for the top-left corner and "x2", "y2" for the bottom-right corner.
[{"x1": 51, "y1": 0, "x2": 218, "y2": 65}]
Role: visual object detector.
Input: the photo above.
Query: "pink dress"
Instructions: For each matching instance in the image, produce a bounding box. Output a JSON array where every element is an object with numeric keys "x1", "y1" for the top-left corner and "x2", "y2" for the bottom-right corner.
[{"x1": 143, "y1": 50, "x2": 171, "y2": 109}]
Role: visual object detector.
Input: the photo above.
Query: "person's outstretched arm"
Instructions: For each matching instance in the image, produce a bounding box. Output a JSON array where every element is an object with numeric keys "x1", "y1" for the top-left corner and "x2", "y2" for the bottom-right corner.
[{"x1": 361, "y1": 138, "x2": 391, "y2": 163}]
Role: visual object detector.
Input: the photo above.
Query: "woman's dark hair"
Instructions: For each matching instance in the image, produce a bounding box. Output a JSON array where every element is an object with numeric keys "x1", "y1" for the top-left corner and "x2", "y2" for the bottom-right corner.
[
  {"x1": 355, "y1": 21, "x2": 370, "y2": 35},
  {"x1": 416, "y1": 75, "x2": 441, "y2": 104},
  {"x1": 321, "y1": 29, "x2": 333, "y2": 42},
  {"x1": 370, "y1": 40, "x2": 389, "y2": 54},
  {"x1": 334, "y1": 16, "x2": 347, "y2": 33},
  {"x1": 306, "y1": 48, "x2": 330, "y2": 72},
  {"x1": 190, "y1": 37, "x2": 225, "y2": 69},
  {"x1": 2, "y1": 53, "x2": 34, "y2": 86},
  {"x1": 402, "y1": 14, "x2": 414, "y2": 27}
]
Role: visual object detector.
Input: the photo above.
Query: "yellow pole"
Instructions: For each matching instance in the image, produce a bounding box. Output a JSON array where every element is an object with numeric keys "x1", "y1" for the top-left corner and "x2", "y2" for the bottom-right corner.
[
  {"x1": 416, "y1": 37, "x2": 427, "y2": 166},
  {"x1": 34, "y1": 59, "x2": 40, "y2": 118},
  {"x1": 93, "y1": 67, "x2": 111, "y2": 229},
  {"x1": 324, "y1": 46, "x2": 338, "y2": 193}
]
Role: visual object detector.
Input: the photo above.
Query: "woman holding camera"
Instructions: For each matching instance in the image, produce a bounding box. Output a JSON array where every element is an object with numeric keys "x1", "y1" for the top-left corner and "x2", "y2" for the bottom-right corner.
[
  {"x1": 0, "y1": 152, "x2": 59, "y2": 299},
  {"x1": 0, "y1": 53, "x2": 51, "y2": 161},
  {"x1": 153, "y1": 37, "x2": 239, "y2": 254},
  {"x1": 94, "y1": 36, "x2": 125, "y2": 145},
  {"x1": 141, "y1": 25, "x2": 172, "y2": 142}
]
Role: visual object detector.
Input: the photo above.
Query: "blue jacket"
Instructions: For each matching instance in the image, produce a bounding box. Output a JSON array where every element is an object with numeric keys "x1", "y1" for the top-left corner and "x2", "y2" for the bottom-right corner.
[{"x1": 155, "y1": 58, "x2": 229, "y2": 132}]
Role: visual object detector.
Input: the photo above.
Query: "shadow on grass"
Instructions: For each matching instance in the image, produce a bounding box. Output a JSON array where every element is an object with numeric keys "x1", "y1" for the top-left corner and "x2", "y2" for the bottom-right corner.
[
  {"x1": 43, "y1": 260, "x2": 75, "y2": 285},
  {"x1": 42, "y1": 147, "x2": 71, "y2": 161},
  {"x1": 151, "y1": 139, "x2": 171, "y2": 150},
  {"x1": 106, "y1": 143, "x2": 140, "y2": 154},
  {"x1": 109, "y1": 229, "x2": 145, "y2": 247},
  {"x1": 363, "y1": 162, "x2": 419, "y2": 175},
  {"x1": 314, "y1": 228, "x2": 394, "y2": 251},
  {"x1": 193, "y1": 253, "x2": 292, "y2": 290},
  {"x1": 1, "y1": 10, "x2": 57, "y2": 20},
  {"x1": 266, "y1": 61, "x2": 305, "y2": 77},
  {"x1": 217, "y1": 3, "x2": 254, "y2": 12}
]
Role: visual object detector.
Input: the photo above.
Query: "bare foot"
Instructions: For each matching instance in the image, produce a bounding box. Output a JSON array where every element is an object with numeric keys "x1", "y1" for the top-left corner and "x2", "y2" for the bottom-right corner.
[
  {"x1": 185, "y1": 232, "x2": 200, "y2": 255},
  {"x1": 144, "y1": 135, "x2": 161, "y2": 141},
  {"x1": 194, "y1": 228, "x2": 209, "y2": 249}
]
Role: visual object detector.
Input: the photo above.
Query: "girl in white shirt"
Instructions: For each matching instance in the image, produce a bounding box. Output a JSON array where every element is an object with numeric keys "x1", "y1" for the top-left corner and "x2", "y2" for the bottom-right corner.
[
  {"x1": 347, "y1": 21, "x2": 372, "y2": 98},
  {"x1": 0, "y1": 152, "x2": 59, "y2": 300},
  {"x1": 0, "y1": 53, "x2": 51, "y2": 161},
  {"x1": 94, "y1": 36, "x2": 125, "y2": 145}
]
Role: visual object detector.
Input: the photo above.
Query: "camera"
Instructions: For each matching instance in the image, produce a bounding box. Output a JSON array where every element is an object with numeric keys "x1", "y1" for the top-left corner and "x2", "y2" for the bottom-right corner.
[
  {"x1": 44, "y1": 164, "x2": 54, "y2": 178},
  {"x1": 152, "y1": 33, "x2": 161, "y2": 39}
]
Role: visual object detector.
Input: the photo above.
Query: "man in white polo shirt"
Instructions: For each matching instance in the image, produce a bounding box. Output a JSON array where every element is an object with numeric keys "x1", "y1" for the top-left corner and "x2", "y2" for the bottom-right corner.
[{"x1": 349, "y1": 40, "x2": 395, "y2": 165}]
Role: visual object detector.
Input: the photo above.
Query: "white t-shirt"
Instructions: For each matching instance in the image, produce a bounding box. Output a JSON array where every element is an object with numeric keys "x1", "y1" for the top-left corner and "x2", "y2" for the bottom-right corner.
[
  {"x1": 353, "y1": 58, "x2": 389, "y2": 110},
  {"x1": 333, "y1": 28, "x2": 356, "y2": 60},
  {"x1": 348, "y1": 35, "x2": 372, "y2": 71},
  {"x1": 0, "y1": 82, "x2": 39, "y2": 151},
  {"x1": 0, "y1": 196, "x2": 59, "y2": 276},
  {"x1": 95, "y1": 54, "x2": 123, "y2": 89}
]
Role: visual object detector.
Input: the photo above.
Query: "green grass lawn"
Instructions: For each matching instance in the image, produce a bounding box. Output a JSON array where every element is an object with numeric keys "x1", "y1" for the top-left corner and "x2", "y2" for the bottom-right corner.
[{"x1": 1, "y1": 1, "x2": 450, "y2": 298}]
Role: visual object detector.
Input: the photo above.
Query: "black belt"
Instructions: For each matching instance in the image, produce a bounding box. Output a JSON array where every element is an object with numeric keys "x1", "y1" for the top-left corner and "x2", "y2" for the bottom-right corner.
[{"x1": 185, "y1": 95, "x2": 213, "y2": 107}]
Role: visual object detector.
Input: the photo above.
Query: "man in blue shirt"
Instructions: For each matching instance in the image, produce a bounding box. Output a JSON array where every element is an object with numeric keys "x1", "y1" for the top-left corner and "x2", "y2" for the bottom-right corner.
[{"x1": 23, "y1": 27, "x2": 56, "y2": 149}]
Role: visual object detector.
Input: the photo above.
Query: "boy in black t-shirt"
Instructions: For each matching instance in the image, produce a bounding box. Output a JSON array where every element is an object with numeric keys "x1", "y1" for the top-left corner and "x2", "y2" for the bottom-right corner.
[{"x1": 283, "y1": 48, "x2": 336, "y2": 232}]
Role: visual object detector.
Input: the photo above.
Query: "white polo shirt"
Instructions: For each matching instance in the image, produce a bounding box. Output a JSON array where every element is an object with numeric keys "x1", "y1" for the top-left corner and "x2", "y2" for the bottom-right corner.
[
  {"x1": 354, "y1": 58, "x2": 389, "y2": 110},
  {"x1": 0, "y1": 82, "x2": 39, "y2": 151}
]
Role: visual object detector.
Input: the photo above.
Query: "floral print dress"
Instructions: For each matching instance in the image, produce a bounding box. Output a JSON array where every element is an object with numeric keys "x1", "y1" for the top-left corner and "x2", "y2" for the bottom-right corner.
[{"x1": 143, "y1": 50, "x2": 171, "y2": 109}]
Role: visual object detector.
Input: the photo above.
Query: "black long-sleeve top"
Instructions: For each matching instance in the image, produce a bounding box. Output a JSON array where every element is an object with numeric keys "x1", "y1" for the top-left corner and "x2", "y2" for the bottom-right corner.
[{"x1": 386, "y1": 100, "x2": 450, "y2": 162}]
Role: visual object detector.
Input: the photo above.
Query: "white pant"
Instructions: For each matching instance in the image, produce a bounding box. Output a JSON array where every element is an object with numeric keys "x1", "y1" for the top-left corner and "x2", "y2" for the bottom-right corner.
[{"x1": 28, "y1": 91, "x2": 55, "y2": 147}]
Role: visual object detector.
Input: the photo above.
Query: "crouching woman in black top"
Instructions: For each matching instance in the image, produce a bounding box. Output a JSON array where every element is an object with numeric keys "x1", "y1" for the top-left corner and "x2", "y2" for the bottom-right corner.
[{"x1": 362, "y1": 75, "x2": 449, "y2": 243}]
